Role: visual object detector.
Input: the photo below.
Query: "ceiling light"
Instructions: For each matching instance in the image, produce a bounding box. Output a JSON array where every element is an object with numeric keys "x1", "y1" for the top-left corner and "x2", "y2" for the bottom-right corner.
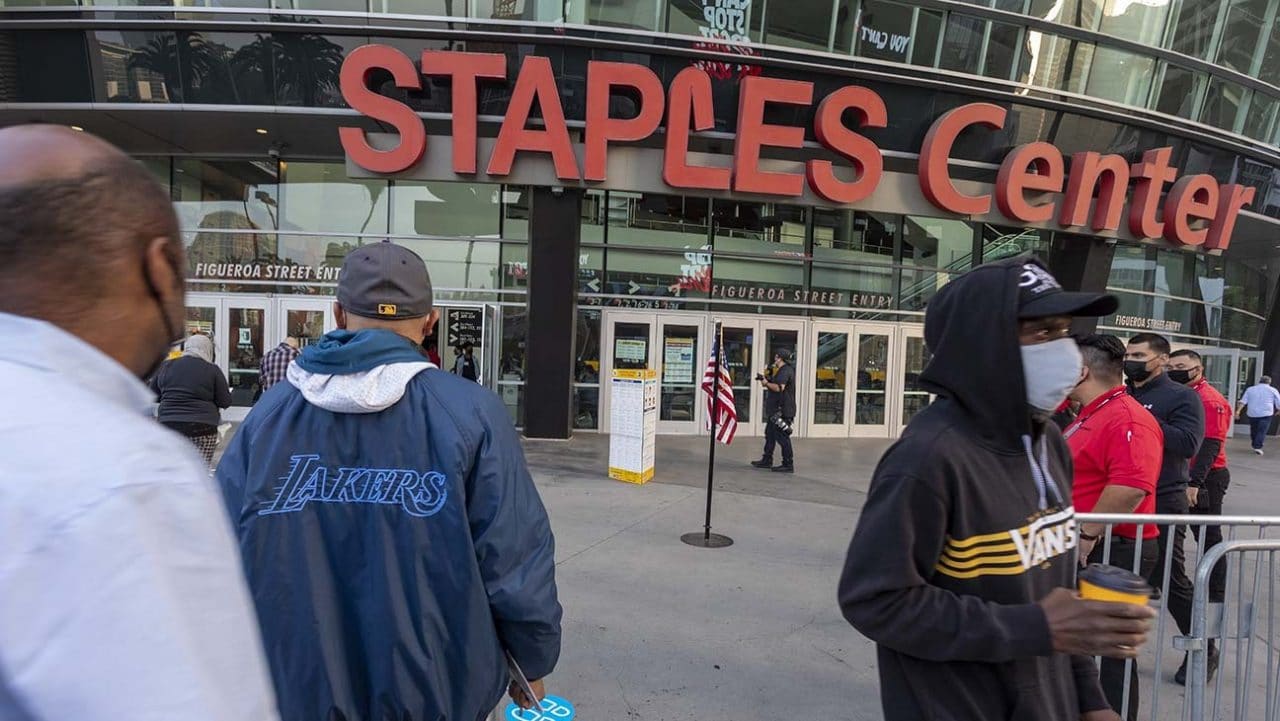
[
  {"x1": 255, "y1": 128, "x2": 268, "y2": 135},
  {"x1": 70, "y1": 125, "x2": 84, "y2": 132}
]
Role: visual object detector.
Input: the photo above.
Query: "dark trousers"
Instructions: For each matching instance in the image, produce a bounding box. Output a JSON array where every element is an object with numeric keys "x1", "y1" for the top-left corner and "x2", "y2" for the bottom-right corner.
[
  {"x1": 1090, "y1": 537, "x2": 1158, "y2": 721},
  {"x1": 761, "y1": 419, "x2": 793, "y2": 465},
  {"x1": 1249, "y1": 416, "x2": 1271, "y2": 450},
  {"x1": 1148, "y1": 492, "x2": 1196, "y2": 637},
  {"x1": 1190, "y1": 467, "x2": 1231, "y2": 602}
]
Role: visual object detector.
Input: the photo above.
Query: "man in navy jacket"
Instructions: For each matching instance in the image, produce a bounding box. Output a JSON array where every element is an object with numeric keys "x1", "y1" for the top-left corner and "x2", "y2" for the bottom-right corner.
[{"x1": 217, "y1": 242, "x2": 562, "y2": 721}]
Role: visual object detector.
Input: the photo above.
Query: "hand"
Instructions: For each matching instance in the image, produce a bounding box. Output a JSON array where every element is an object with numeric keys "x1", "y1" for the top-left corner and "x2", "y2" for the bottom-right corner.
[
  {"x1": 1038, "y1": 587, "x2": 1155, "y2": 658},
  {"x1": 1082, "y1": 710, "x2": 1122, "y2": 721},
  {"x1": 1187, "y1": 487, "x2": 1200, "y2": 508},
  {"x1": 1078, "y1": 537, "x2": 1097, "y2": 567},
  {"x1": 508, "y1": 678, "x2": 546, "y2": 710}
]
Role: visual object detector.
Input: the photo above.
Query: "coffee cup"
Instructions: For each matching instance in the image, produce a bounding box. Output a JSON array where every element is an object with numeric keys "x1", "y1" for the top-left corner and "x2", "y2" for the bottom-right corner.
[{"x1": 1079, "y1": 563, "x2": 1152, "y2": 605}]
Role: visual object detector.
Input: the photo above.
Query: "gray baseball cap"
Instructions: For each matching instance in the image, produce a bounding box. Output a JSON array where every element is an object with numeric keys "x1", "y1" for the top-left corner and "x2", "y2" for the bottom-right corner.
[{"x1": 336, "y1": 242, "x2": 433, "y2": 319}]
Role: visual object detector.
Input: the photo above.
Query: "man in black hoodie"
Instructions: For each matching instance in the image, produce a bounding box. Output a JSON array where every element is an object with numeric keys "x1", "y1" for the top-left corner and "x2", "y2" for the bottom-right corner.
[
  {"x1": 1123, "y1": 332, "x2": 1208, "y2": 684},
  {"x1": 839, "y1": 257, "x2": 1156, "y2": 721}
]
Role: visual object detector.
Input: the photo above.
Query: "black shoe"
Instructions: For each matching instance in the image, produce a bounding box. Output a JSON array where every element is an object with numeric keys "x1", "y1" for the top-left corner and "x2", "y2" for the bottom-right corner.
[
  {"x1": 1175, "y1": 646, "x2": 1219, "y2": 686},
  {"x1": 1150, "y1": 587, "x2": 1162, "y2": 602},
  {"x1": 751, "y1": 458, "x2": 773, "y2": 469},
  {"x1": 772, "y1": 463, "x2": 794, "y2": 473},
  {"x1": 1175, "y1": 657, "x2": 1187, "y2": 686}
]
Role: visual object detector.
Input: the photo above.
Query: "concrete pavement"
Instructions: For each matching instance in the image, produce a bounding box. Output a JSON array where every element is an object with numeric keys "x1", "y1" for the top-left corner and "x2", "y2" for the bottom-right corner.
[{"x1": 524, "y1": 433, "x2": 1279, "y2": 721}]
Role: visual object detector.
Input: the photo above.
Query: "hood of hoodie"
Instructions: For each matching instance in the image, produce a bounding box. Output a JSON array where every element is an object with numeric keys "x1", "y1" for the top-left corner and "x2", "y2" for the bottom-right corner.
[
  {"x1": 920, "y1": 255, "x2": 1041, "y2": 453},
  {"x1": 287, "y1": 329, "x2": 436, "y2": 414}
]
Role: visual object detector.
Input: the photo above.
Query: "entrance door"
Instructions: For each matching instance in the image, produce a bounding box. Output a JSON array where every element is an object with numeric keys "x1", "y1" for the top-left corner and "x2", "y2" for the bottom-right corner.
[
  {"x1": 1200, "y1": 347, "x2": 1266, "y2": 437},
  {"x1": 225, "y1": 299, "x2": 270, "y2": 409},
  {"x1": 276, "y1": 298, "x2": 334, "y2": 350},
  {"x1": 440, "y1": 306, "x2": 486, "y2": 384},
  {"x1": 602, "y1": 311, "x2": 655, "y2": 434},
  {"x1": 806, "y1": 321, "x2": 896, "y2": 438},
  {"x1": 656, "y1": 318, "x2": 705, "y2": 434},
  {"x1": 896, "y1": 325, "x2": 931, "y2": 433},
  {"x1": 713, "y1": 316, "x2": 805, "y2": 437}
]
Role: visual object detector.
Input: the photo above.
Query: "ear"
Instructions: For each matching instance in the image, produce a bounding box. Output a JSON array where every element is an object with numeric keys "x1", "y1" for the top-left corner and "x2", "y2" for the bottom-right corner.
[
  {"x1": 422, "y1": 308, "x2": 441, "y2": 337},
  {"x1": 143, "y1": 237, "x2": 182, "y2": 299},
  {"x1": 334, "y1": 302, "x2": 348, "y2": 330}
]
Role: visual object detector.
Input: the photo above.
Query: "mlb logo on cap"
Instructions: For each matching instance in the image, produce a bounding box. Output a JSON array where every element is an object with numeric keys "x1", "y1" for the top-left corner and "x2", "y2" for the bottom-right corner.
[
  {"x1": 504, "y1": 695, "x2": 575, "y2": 721},
  {"x1": 377, "y1": 304, "x2": 398, "y2": 316}
]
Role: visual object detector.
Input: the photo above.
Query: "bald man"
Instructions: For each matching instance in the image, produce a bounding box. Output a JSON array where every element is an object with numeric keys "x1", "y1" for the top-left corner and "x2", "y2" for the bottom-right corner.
[{"x1": 0, "y1": 126, "x2": 279, "y2": 721}]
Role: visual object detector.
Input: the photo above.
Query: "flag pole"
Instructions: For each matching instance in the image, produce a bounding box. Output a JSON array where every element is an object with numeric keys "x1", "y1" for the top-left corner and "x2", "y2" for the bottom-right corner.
[{"x1": 682, "y1": 320, "x2": 733, "y2": 549}]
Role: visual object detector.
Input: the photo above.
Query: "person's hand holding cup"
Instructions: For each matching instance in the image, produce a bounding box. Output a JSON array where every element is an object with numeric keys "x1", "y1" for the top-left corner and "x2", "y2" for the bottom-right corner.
[{"x1": 1038, "y1": 565, "x2": 1156, "y2": 658}]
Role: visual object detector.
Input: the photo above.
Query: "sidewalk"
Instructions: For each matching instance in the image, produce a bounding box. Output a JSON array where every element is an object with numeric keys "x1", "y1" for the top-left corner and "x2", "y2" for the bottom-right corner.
[{"x1": 524, "y1": 433, "x2": 1278, "y2": 721}]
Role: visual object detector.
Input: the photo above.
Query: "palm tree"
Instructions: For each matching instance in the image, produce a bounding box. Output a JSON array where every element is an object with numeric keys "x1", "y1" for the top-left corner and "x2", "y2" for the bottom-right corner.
[
  {"x1": 125, "y1": 33, "x2": 182, "y2": 101},
  {"x1": 233, "y1": 30, "x2": 344, "y2": 107}
]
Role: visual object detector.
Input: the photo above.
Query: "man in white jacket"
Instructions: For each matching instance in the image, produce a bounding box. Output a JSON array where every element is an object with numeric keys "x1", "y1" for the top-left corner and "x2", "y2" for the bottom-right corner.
[{"x1": 0, "y1": 125, "x2": 278, "y2": 721}]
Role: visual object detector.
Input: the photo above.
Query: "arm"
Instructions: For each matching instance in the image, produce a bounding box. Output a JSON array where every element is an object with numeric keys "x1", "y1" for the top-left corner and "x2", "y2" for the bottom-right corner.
[
  {"x1": 214, "y1": 367, "x2": 233, "y2": 409},
  {"x1": 467, "y1": 394, "x2": 563, "y2": 680},
  {"x1": 838, "y1": 466, "x2": 1052, "y2": 662},
  {"x1": 1190, "y1": 438, "x2": 1223, "y2": 487},
  {"x1": 0, "y1": 453, "x2": 278, "y2": 721},
  {"x1": 1071, "y1": 655, "x2": 1112, "y2": 715},
  {"x1": 1158, "y1": 392, "x2": 1204, "y2": 459}
]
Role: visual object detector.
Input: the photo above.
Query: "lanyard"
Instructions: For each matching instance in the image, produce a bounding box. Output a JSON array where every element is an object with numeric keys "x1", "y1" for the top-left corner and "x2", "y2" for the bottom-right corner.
[{"x1": 1063, "y1": 387, "x2": 1128, "y2": 439}]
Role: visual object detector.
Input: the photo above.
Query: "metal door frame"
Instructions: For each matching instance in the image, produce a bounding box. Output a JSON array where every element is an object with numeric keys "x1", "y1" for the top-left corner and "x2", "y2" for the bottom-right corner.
[
  {"x1": 894, "y1": 323, "x2": 929, "y2": 434},
  {"x1": 274, "y1": 297, "x2": 335, "y2": 350}
]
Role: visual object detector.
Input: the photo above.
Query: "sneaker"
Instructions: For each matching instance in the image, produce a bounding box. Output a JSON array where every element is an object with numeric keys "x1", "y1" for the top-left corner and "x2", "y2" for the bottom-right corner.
[
  {"x1": 772, "y1": 463, "x2": 794, "y2": 473},
  {"x1": 751, "y1": 458, "x2": 773, "y2": 469},
  {"x1": 1255, "y1": 448, "x2": 1264, "y2": 456}
]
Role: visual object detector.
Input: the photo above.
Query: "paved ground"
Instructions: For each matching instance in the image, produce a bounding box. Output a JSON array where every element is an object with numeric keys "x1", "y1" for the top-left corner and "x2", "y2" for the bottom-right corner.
[
  {"x1": 521, "y1": 433, "x2": 1280, "y2": 721},
  {"x1": 213, "y1": 428, "x2": 1280, "y2": 720}
]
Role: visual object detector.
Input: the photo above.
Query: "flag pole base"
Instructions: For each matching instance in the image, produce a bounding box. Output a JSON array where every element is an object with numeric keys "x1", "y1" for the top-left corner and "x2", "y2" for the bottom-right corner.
[{"x1": 681, "y1": 532, "x2": 734, "y2": 548}]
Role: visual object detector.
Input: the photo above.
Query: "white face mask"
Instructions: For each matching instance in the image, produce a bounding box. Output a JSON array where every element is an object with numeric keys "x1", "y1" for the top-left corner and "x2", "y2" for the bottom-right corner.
[{"x1": 1021, "y1": 337, "x2": 1084, "y2": 414}]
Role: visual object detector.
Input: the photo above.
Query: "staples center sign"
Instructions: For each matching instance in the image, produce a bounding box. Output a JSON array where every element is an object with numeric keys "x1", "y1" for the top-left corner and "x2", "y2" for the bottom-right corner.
[{"x1": 340, "y1": 45, "x2": 1257, "y2": 251}]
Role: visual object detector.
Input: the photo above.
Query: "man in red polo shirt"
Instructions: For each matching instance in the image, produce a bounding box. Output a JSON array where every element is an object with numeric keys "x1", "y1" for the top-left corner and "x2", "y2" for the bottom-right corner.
[
  {"x1": 1168, "y1": 348, "x2": 1229, "y2": 681},
  {"x1": 1066, "y1": 334, "x2": 1163, "y2": 721}
]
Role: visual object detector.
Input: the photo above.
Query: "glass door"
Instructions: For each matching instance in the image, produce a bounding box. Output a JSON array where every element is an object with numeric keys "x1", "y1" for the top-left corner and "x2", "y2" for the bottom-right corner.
[
  {"x1": 809, "y1": 323, "x2": 851, "y2": 438},
  {"x1": 851, "y1": 324, "x2": 894, "y2": 438},
  {"x1": 760, "y1": 324, "x2": 805, "y2": 435},
  {"x1": 226, "y1": 299, "x2": 270, "y2": 408},
  {"x1": 601, "y1": 311, "x2": 655, "y2": 434},
  {"x1": 720, "y1": 324, "x2": 757, "y2": 433},
  {"x1": 657, "y1": 318, "x2": 705, "y2": 434},
  {"x1": 276, "y1": 298, "x2": 334, "y2": 351},
  {"x1": 440, "y1": 306, "x2": 486, "y2": 384},
  {"x1": 896, "y1": 324, "x2": 931, "y2": 432}
]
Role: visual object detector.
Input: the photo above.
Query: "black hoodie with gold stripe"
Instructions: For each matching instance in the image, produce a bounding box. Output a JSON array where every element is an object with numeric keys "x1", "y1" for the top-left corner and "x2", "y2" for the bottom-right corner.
[{"x1": 837, "y1": 257, "x2": 1108, "y2": 721}]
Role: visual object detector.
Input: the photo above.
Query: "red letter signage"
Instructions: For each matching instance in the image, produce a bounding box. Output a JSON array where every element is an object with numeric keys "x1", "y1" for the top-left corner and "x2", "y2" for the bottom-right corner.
[
  {"x1": 583, "y1": 62, "x2": 665, "y2": 182},
  {"x1": 420, "y1": 51, "x2": 506, "y2": 175},
  {"x1": 806, "y1": 86, "x2": 886, "y2": 204},
  {"x1": 1163, "y1": 175, "x2": 1219, "y2": 246},
  {"x1": 733, "y1": 76, "x2": 813, "y2": 196},
  {"x1": 995, "y1": 142, "x2": 1064, "y2": 223},
  {"x1": 487, "y1": 56, "x2": 580, "y2": 180},
  {"x1": 339, "y1": 45, "x2": 425, "y2": 174},
  {"x1": 1205, "y1": 184, "x2": 1257, "y2": 251},
  {"x1": 1128, "y1": 147, "x2": 1177, "y2": 239},
  {"x1": 919, "y1": 103, "x2": 1007, "y2": 215},
  {"x1": 1059, "y1": 152, "x2": 1130, "y2": 232},
  {"x1": 664, "y1": 68, "x2": 731, "y2": 191}
]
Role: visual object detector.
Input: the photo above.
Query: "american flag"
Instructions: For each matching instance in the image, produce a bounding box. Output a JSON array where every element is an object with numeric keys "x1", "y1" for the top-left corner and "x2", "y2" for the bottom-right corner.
[{"x1": 701, "y1": 339, "x2": 738, "y2": 444}]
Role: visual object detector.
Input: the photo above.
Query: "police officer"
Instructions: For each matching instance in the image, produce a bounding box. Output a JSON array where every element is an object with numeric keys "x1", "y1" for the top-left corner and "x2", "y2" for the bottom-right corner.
[{"x1": 751, "y1": 348, "x2": 796, "y2": 473}]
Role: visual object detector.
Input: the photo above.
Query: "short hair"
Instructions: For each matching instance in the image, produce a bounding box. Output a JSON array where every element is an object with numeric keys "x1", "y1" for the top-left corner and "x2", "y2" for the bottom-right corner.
[
  {"x1": 1076, "y1": 334, "x2": 1125, "y2": 385},
  {"x1": 1170, "y1": 349, "x2": 1203, "y2": 365},
  {"x1": 1127, "y1": 332, "x2": 1171, "y2": 355},
  {"x1": 0, "y1": 157, "x2": 178, "y2": 317},
  {"x1": 1263, "y1": 376, "x2": 1273, "y2": 385}
]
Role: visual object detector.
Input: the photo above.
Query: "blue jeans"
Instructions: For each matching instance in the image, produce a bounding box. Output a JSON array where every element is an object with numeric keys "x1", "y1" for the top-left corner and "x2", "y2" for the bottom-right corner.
[{"x1": 1250, "y1": 416, "x2": 1273, "y2": 450}]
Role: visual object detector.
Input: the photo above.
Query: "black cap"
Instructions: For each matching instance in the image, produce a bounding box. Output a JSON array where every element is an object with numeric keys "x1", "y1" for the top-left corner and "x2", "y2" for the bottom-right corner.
[
  {"x1": 336, "y1": 242, "x2": 433, "y2": 319},
  {"x1": 774, "y1": 348, "x2": 793, "y2": 363},
  {"x1": 1017, "y1": 261, "x2": 1117, "y2": 319}
]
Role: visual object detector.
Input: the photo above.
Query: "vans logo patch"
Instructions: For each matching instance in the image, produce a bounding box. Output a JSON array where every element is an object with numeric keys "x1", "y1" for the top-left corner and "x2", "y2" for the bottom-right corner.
[
  {"x1": 259, "y1": 454, "x2": 448, "y2": 518},
  {"x1": 936, "y1": 506, "x2": 1077, "y2": 580}
]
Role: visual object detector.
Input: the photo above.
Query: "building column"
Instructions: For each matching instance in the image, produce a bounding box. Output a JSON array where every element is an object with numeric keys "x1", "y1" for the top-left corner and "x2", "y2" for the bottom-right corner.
[
  {"x1": 523, "y1": 187, "x2": 581, "y2": 439},
  {"x1": 1046, "y1": 234, "x2": 1117, "y2": 337}
]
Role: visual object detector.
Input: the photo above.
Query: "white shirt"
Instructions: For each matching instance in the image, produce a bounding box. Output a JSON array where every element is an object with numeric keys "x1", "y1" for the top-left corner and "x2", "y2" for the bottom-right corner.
[
  {"x1": 0, "y1": 313, "x2": 279, "y2": 721},
  {"x1": 1241, "y1": 383, "x2": 1280, "y2": 418}
]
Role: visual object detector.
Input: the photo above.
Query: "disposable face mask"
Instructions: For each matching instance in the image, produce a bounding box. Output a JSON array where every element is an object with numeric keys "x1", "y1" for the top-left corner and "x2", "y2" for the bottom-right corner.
[
  {"x1": 1123, "y1": 360, "x2": 1154, "y2": 383},
  {"x1": 1168, "y1": 368, "x2": 1194, "y2": 385},
  {"x1": 1021, "y1": 337, "x2": 1084, "y2": 414}
]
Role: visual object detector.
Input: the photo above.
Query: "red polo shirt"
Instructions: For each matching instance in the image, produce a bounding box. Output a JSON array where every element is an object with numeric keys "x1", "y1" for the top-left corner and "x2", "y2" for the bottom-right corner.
[
  {"x1": 1066, "y1": 386, "x2": 1163, "y2": 540},
  {"x1": 1191, "y1": 378, "x2": 1231, "y2": 470}
]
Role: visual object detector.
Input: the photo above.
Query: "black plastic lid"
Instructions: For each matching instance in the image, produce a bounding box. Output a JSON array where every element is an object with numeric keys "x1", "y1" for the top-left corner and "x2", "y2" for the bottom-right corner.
[{"x1": 1079, "y1": 563, "x2": 1153, "y2": 595}]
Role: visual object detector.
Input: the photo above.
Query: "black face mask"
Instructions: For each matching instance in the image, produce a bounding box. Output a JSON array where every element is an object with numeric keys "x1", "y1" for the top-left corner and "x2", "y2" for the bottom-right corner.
[
  {"x1": 1123, "y1": 360, "x2": 1154, "y2": 383},
  {"x1": 140, "y1": 258, "x2": 184, "y2": 381},
  {"x1": 1168, "y1": 368, "x2": 1195, "y2": 385}
]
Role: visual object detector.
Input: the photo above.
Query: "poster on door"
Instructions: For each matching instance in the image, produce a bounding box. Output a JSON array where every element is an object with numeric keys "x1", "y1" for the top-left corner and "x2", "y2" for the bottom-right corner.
[
  {"x1": 615, "y1": 338, "x2": 648, "y2": 364},
  {"x1": 663, "y1": 338, "x2": 696, "y2": 383}
]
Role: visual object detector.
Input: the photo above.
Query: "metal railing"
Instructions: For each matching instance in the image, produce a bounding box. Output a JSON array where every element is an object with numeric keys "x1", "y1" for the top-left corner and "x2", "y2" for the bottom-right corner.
[{"x1": 1076, "y1": 512, "x2": 1280, "y2": 721}]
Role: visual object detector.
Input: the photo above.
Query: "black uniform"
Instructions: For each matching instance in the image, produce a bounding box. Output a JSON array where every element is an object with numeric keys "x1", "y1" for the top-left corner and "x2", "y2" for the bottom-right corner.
[
  {"x1": 1129, "y1": 371, "x2": 1204, "y2": 639},
  {"x1": 761, "y1": 361, "x2": 796, "y2": 467}
]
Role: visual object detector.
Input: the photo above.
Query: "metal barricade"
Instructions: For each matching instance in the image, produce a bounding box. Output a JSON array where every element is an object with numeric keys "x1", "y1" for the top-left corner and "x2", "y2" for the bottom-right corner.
[{"x1": 1076, "y1": 513, "x2": 1280, "y2": 721}]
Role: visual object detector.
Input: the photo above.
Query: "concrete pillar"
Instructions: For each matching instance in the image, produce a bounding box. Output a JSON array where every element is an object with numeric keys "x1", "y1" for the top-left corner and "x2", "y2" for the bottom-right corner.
[
  {"x1": 523, "y1": 187, "x2": 581, "y2": 439},
  {"x1": 1046, "y1": 234, "x2": 1117, "y2": 337}
]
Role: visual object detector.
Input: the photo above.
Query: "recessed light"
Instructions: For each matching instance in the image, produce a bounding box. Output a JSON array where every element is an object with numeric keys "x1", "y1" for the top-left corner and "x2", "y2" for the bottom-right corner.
[
  {"x1": 255, "y1": 128, "x2": 268, "y2": 135},
  {"x1": 70, "y1": 125, "x2": 84, "y2": 132}
]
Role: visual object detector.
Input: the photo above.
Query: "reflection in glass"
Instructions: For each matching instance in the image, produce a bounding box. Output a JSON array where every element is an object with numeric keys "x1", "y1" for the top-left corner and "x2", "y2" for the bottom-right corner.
[
  {"x1": 660, "y1": 325, "x2": 700, "y2": 422},
  {"x1": 1243, "y1": 93, "x2": 1277, "y2": 143},
  {"x1": 760, "y1": 329, "x2": 799, "y2": 422},
  {"x1": 95, "y1": 31, "x2": 180, "y2": 102},
  {"x1": 185, "y1": 306, "x2": 217, "y2": 339},
  {"x1": 269, "y1": 33, "x2": 350, "y2": 108},
  {"x1": 613, "y1": 322, "x2": 650, "y2": 370},
  {"x1": 179, "y1": 32, "x2": 272, "y2": 105},
  {"x1": 766, "y1": 0, "x2": 834, "y2": 50},
  {"x1": 1084, "y1": 46, "x2": 1154, "y2": 106},
  {"x1": 573, "y1": 386, "x2": 600, "y2": 429},
  {"x1": 722, "y1": 326, "x2": 754, "y2": 423},
  {"x1": 228, "y1": 306, "x2": 265, "y2": 406},
  {"x1": 282, "y1": 162, "x2": 388, "y2": 236},
  {"x1": 902, "y1": 336, "x2": 931, "y2": 424},
  {"x1": 395, "y1": 238, "x2": 501, "y2": 290},
  {"x1": 177, "y1": 160, "x2": 280, "y2": 283},
  {"x1": 1215, "y1": 0, "x2": 1267, "y2": 74},
  {"x1": 854, "y1": 0, "x2": 915, "y2": 63},
  {"x1": 1018, "y1": 33, "x2": 1091, "y2": 93},
  {"x1": 855, "y1": 334, "x2": 888, "y2": 425},
  {"x1": 1167, "y1": 0, "x2": 1221, "y2": 59},
  {"x1": 939, "y1": 15, "x2": 985, "y2": 75},
  {"x1": 1260, "y1": 23, "x2": 1280, "y2": 87},
  {"x1": 1028, "y1": 0, "x2": 1102, "y2": 27},
  {"x1": 285, "y1": 310, "x2": 326, "y2": 348},
  {"x1": 911, "y1": 10, "x2": 944, "y2": 66},
  {"x1": 813, "y1": 332, "x2": 848, "y2": 424},
  {"x1": 983, "y1": 225, "x2": 1050, "y2": 262},
  {"x1": 666, "y1": 0, "x2": 762, "y2": 42},
  {"x1": 1155, "y1": 64, "x2": 1203, "y2": 119},
  {"x1": 1200, "y1": 77, "x2": 1246, "y2": 131},
  {"x1": 587, "y1": 0, "x2": 659, "y2": 29},
  {"x1": 392, "y1": 181, "x2": 503, "y2": 237},
  {"x1": 607, "y1": 194, "x2": 711, "y2": 297},
  {"x1": 380, "y1": 0, "x2": 465, "y2": 14},
  {"x1": 1098, "y1": 0, "x2": 1170, "y2": 45}
]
